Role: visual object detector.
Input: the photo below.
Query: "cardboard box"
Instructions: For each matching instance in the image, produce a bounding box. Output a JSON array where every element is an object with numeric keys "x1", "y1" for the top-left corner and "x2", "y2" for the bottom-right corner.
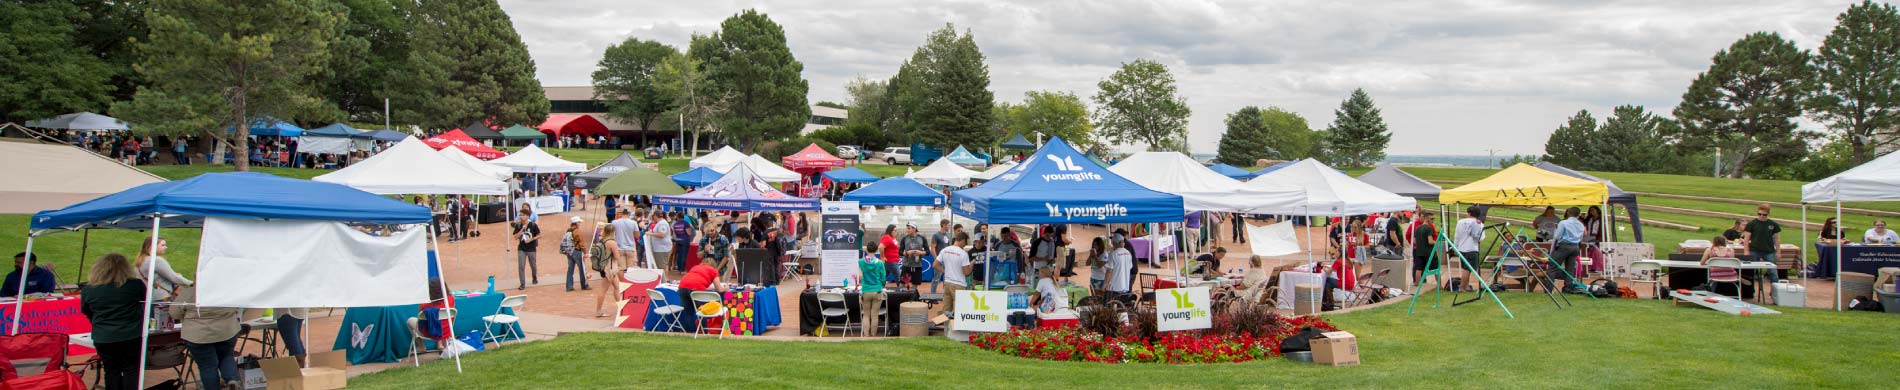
[
  {"x1": 260, "y1": 351, "x2": 348, "y2": 390},
  {"x1": 1309, "y1": 331, "x2": 1359, "y2": 367}
]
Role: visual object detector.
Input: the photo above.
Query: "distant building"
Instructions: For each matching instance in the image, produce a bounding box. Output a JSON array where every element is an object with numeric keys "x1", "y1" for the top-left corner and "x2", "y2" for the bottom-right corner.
[
  {"x1": 545, "y1": 85, "x2": 846, "y2": 148},
  {"x1": 802, "y1": 105, "x2": 848, "y2": 135}
]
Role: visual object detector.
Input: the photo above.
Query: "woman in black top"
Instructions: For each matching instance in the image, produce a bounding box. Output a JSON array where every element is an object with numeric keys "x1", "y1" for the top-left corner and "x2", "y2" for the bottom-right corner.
[
  {"x1": 80, "y1": 254, "x2": 147, "y2": 390},
  {"x1": 1819, "y1": 217, "x2": 1842, "y2": 245},
  {"x1": 1722, "y1": 219, "x2": 1745, "y2": 241}
]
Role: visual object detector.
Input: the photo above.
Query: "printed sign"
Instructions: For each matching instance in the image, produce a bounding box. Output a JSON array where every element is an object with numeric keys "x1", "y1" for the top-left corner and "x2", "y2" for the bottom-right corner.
[
  {"x1": 1155, "y1": 287, "x2": 1212, "y2": 332},
  {"x1": 527, "y1": 196, "x2": 564, "y2": 215},
  {"x1": 820, "y1": 201, "x2": 862, "y2": 287},
  {"x1": 955, "y1": 290, "x2": 1008, "y2": 333}
]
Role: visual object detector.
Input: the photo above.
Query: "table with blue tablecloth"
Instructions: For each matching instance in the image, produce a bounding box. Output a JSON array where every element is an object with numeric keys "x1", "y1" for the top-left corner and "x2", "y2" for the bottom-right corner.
[
  {"x1": 331, "y1": 291, "x2": 524, "y2": 365},
  {"x1": 1816, "y1": 244, "x2": 1900, "y2": 278},
  {"x1": 643, "y1": 285, "x2": 779, "y2": 335}
]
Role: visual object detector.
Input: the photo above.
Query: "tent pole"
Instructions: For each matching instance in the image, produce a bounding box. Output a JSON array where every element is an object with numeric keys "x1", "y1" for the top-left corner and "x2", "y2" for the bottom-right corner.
[
  {"x1": 11, "y1": 235, "x2": 33, "y2": 334},
  {"x1": 1800, "y1": 204, "x2": 1808, "y2": 288},
  {"x1": 136, "y1": 216, "x2": 162, "y2": 390},
  {"x1": 76, "y1": 230, "x2": 91, "y2": 285},
  {"x1": 1836, "y1": 202, "x2": 1843, "y2": 311},
  {"x1": 428, "y1": 227, "x2": 464, "y2": 373}
]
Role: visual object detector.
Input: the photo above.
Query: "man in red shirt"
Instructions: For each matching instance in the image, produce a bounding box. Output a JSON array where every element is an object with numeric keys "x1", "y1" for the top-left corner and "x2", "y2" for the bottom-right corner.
[
  {"x1": 879, "y1": 224, "x2": 900, "y2": 288},
  {"x1": 677, "y1": 263, "x2": 721, "y2": 317}
]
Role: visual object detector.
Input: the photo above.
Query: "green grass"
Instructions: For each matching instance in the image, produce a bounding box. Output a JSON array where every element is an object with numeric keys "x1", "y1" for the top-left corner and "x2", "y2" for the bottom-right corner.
[
  {"x1": 1397, "y1": 166, "x2": 1900, "y2": 213},
  {"x1": 138, "y1": 164, "x2": 330, "y2": 180},
  {"x1": 0, "y1": 214, "x2": 201, "y2": 284},
  {"x1": 348, "y1": 293, "x2": 1900, "y2": 389}
]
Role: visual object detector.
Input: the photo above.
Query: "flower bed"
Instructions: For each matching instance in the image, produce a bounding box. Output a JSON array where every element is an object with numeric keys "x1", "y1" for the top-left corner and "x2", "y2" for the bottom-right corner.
[{"x1": 968, "y1": 310, "x2": 1339, "y2": 364}]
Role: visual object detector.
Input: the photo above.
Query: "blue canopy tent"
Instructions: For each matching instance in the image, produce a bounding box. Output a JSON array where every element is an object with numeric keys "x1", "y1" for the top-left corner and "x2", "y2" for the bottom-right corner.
[
  {"x1": 654, "y1": 163, "x2": 819, "y2": 211},
  {"x1": 226, "y1": 117, "x2": 304, "y2": 137},
  {"x1": 305, "y1": 123, "x2": 363, "y2": 138},
  {"x1": 844, "y1": 177, "x2": 945, "y2": 206},
  {"x1": 359, "y1": 129, "x2": 409, "y2": 142},
  {"x1": 999, "y1": 133, "x2": 1036, "y2": 150},
  {"x1": 670, "y1": 166, "x2": 725, "y2": 187},
  {"x1": 821, "y1": 166, "x2": 880, "y2": 183},
  {"x1": 21, "y1": 172, "x2": 443, "y2": 384},
  {"x1": 952, "y1": 137, "x2": 1183, "y2": 224},
  {"x1": 944, "y1": 145, "x2": 988, "y2": 167},
  {"x1": 1207, "y1": 163, "x2": 1252, "y2": 179}
]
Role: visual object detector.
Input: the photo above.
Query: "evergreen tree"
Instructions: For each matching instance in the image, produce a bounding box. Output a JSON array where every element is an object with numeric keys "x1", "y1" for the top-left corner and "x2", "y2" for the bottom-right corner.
[
  {"x1": 0, "y1": 0, "x2": 115, "y2": 123},
  {"x1": 1542, "y1": 110, "x2": 1597, "y2": 168},
  {"x1": 1216, "y1": 106, "x2": 1274, "y2": 166},
  {"x1": 887, "y1": 24, "x2": 995, "y2": 149},
  {"x1": 323, "y1": 0, "x2": 413, "y2": 124},
  {"x1": 1322, "y1": 88, "x2": 1393, "y2": 167},
  {"x1": 1092, "y1": 59, "x2": 1191, "y2": 152},
  {"x1": 1592, "y1": 105, "x2": 1682, "y2": 173},
  {"x1": 110, "y1": 0, "x2": 343, "y2": 170},
  {"x1": 70, "y1": 0, "x2": 146, "y2": 103},
  {"x1": 398, "y1": 0, "x2": 547, "y2": 129},
  {"x1": 593, "y1": 38, "x2": 680, "y2": 132},
  {"x1": 1670, "y1": 32, "x2": 1816, "y2": 178},
  {"x1": 1812, "y1": 0, "x2": 1900, "y2": 165},
  {"x1": 694, "y1": 9, "x2": 809, "y2": 151}
]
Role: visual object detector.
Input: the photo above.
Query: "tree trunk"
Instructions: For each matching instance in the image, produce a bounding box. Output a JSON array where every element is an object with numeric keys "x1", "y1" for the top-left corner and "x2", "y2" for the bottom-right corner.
[
  {"x1": 1726, "y1": 148, "x2": 1751, "y2": 178},
  {"x1": 233, "y1": 95, "x2": 251, "y2": 172}
]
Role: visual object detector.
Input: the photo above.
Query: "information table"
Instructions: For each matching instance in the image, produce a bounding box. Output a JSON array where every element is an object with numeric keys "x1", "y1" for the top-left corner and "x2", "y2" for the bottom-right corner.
[
  {"x1": 0, "y1": 296, "x2": 91, "y2": 354},
  {"x1": 798, "y1": 289, "x2": 918, "y2": 336},
  {"x1": 643, "y1": 285, "x2": 780, "y2": 335},
  {"x1": 1816, "y1": 244, "x2": 1900, "y2": 278},
  {"x1": 331, "y1": 291, "x2": 522, "y2": 365}
]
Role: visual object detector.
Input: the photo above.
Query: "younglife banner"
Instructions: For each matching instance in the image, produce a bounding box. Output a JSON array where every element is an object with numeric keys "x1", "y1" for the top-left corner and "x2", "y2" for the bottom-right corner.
[
  {"x1": 955, "y1": 290, "x2": 1009, "y2": 333},
  {"x1": 1155, "y1": 287, "x2": 1212, "y2": 332}
]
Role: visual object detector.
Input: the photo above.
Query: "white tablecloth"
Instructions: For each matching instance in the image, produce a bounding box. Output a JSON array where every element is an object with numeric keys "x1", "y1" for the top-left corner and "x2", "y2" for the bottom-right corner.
[{"x1": 1277, "y1": 271, "x2": 1326, "y2": 310}]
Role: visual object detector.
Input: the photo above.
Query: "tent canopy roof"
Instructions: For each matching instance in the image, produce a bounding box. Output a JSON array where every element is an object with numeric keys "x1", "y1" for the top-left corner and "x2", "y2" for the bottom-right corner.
[
  {"x1": 821, "y1": 166, "x2": 880, "y2": 183},
  {"x1": 670, "y1": 166, "x2": 725, "y2": 187},
  {"x1": 951, "y1": 137, "x2": 1183, "y2": 224},
  {"x1": 360, "y1": 129, "x2": 408, "y2": 141},
  {"x1": 575, "y1": 152, "x2": 643, "y2": 183},
  {"x1": 689, "y1": 146, "x2": 746, "y2": 169},
  {"x1": 843, "y1": 177, "x2": 945, "y2": 206},
  {"x1": 1110, "y1": 152, "x2": 1306, "y2": 213},
  {"x1": 422, "y1": 129, "x2": 507, "y2": 160},
  {"x1": 944, "y1": 146, "x2": 988, "y2": 166},
  {"x1": 595, "y1": 167, "x2": 686, "y2": 196},
  {"x1": 26, "y1": 112, "x2": 131, "y2": 131},
  {"x1": 313, "y1": 138, "x2": 507, "y2": 195},
  {"x1": 653, "y1": 163, "x2": 818, "y2": 211},
  {"x1": 905, "y1": 158, "x2": 981, "y2": 187},
  {"x1": 227, "y1": 117, "x2": 303, "y2": 137},
  {"x1": 971, "y1": 161, "x2": 1018, "y2": 182},
  {"x1": 1356, "y1": 163, "x2": 1442, "y2": 200},
  {"x1": 488, "y1": 144, "x2": 585, "y2": 173},
  {"x1": 438, "y1": 142, "x2": 512, "y2": 180},
  {"x1": 999, "y1": 133, "x2": 1035, "y2": 149},
  {"x1": 457, "y1": 122, "x2": 504, "y2": 139},
  {"x1": 1804, "y1": 150, "x2": 1900, "y2": 203},
  {"x1": 1534, "y1": 162, "x2": 1635, "y2": 204},
  {"x1": 304, "y1": 123, "x2": 361, "y2": 138},
  {"x1": 1247, "y1": 159, "x2": 1415, "y2": 215},
  {"x1": 499, "y1": 125, "x2": 546, "y2": 139},
  {"x1": 782, "y1": 143, "x2": 845, "y2": 169},
  {"x1": 537, "y1": 114, "x2": 609, "y2": 136},
  {"x1": 0, "y1": 138, "x2": 165, "y2": 214},
  {"x1": 1206, "y1": 163, "x2": 1251, "y2": 179},
  {"x1": 31, "y1": 172, "x2": 431, "y2": 232},
  {"x1": 1440, "y1": 163, "x2": 1608, "y2": 206}
]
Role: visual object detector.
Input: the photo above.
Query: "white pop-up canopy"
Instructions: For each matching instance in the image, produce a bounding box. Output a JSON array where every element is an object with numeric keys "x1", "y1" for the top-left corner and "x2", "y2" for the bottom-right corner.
[
  {"x1": 906, "y1": 157, "x2": 981, "y2": 187},
  {"x1": 736, "y1": 154, "x2": 802, "y2": 182},
  {"x1": 1110, "y1": 151, "x2": 1307, "y2": 212},
  {"x1": 488, "y1": 144, "x2": 585, "y2": 173},
  {"x1": 439, "y1": 143, "x2": 513, "y2": 181},
  {"x1": 1248, "y1": 158, "x2": 1415, "y2": 215},
  {"x1": 972, "y1": 160, "x2": 1019, "y2": 182},
  {"x1": 314, "y1": 137, "x2": 508, "y2": 195},
  {"x1": 689, "y1": 145, "x2": 746, "y2": 169},
  {"x1": 1804, "y1": 150, "x2": 1900, "y2": 203}
]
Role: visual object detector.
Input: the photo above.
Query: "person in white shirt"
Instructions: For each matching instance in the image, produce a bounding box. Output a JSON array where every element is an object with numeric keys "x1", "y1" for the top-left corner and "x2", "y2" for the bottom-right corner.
[
  {"x1": 1453, "y1": 206, "x2": 1486, "y2": 290},
  {"x1": 1034, "y1": 266, "x2": 1072, "y2": 315},
  {"x1": 935, "y1": 233, "x2": 972, "y2": 313},
  {"x1": 1865, "y1": 220, "x2": 1899, "y2": 245},
  {"x1": 1107, "y1": 238, "x2": 1135, "y2": 298},
  {"x1": 646, "y1": 213, "x2": 675, "y2": 272}
]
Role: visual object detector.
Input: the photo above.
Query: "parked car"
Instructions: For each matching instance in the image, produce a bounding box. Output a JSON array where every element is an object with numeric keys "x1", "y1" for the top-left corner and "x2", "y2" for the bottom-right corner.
[
  {"x1": 837, "y1": 145, "x2": 862, "y2": 159},
  {"x1": 875, "y1": 147, "x2": 912, "y2": 165}
]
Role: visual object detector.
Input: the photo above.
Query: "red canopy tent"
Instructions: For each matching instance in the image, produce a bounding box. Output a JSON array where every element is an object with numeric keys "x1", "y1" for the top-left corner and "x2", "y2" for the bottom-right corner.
[
  {"x1": 423, "y1": 129, "x2": 508, "y2": 159},
  {"x1": 781, "y1": 143, "x2": 845, "y2": 198},
  {"x1": 537, "y1": 114, "x2": 610, "y2": 137}
]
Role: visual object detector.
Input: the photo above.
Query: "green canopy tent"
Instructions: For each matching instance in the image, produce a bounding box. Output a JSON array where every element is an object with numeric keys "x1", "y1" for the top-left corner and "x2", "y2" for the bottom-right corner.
[
  {"x1": 595, "y1": 166, "x2": 687, "y2": 196},
  {"x1": 499, "y1": 125, "x2": 547, "y2": 147}
]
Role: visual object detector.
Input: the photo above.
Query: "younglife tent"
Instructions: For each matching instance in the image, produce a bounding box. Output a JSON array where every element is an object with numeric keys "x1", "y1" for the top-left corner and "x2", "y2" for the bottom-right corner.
[
  {"x1": 594, "y1": 167, "x2": 687, "y2": 196},
  {"x1": 951, "y1": 137, "x2": 1183, "y2": 224},
  {"x1": 1535, "y1": 162, "x2": 1646, "y2": 242},
  {"x1": 999, "y1": 133, "x2": 1036, "y2": 150},
  {"x1": 1110, "y1": 152, "x2": 1306, "y2": 213},
  {"x1": 689, "y1": 146, "x2": 746, "y2": 169},
  {"x1": 574, "y1": 152, "x2": 644, "y2": 189},
  {"x1": 944, "y1": 145, "x2": 988, "y2": 167},
  {"x1": 1440, "y1": 163, "x2": 1607, "y2": 206},
  {"x1": 1356, "y1": 163, "x2": 1441, "y2": 200},
  {"x1": 653, "y1": 163, "x2": 818, "y2": 211},
  {"x1": 26, "y1": 112, "x2": 131, "y2": 131},
  {"x1": 1247, "y1": 158, "x2": 1415, "y2": 215},
  {"x1": 781, "y1": 143, "x2": 845, "y2": 170},
  {"x1": 821, "y1": 166, "x2": 880, "y2": 183},
  {"x1": 1206, "y1": 163, "x2": 1252, "y2": 179},
  {"x1": 488, "y1": 144, "x2": 585, "y2": 173},
  {"x1": 971, "y1": 160, "x2": 1019, "y2": 182},
  {"x1": 313, "y1": 137, "x2": 508, "y2": 195},
  {"x1": 423, "y1": 129, "x2": 507, "y2": 159},
  {"x1": 439, "y1": 142, "x2": 513, "y2": 181},
  {"x1": 360, "y1": 129, "x2": 410, "y2": 142},
  {"x1": 905, "y1": 157, "x2": 981, "y2": 187},
  {"x1": 0, "y1": 138, "x2": 164, "y2": 213},
  {"x1": 670, "y1": 167, "x2": 725, "y2": 187},
  {"x1": 844, "y1": 177, "x2": 945, "y2": 206}
]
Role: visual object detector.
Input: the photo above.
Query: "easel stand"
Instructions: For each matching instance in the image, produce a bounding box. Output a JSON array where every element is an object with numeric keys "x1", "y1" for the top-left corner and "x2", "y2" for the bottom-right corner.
[
  {"x1": 1408, "y1": 228, "x2": 1514, "y2": 319},
  {"x1": 1496, "y1": 226, "x2": 1598, "y2": 305},
  {"x1": 1486, "y1": 226, "x2": 1571, "y2": 308}
]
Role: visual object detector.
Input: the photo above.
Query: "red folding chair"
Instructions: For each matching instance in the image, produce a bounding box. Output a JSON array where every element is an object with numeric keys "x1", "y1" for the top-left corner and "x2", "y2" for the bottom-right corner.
[{"x1": 0, "y1": 333, "x2": 85, "y2": 390}]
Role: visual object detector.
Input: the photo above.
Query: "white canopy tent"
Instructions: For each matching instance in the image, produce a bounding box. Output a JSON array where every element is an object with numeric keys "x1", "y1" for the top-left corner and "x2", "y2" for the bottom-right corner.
[
  {"x1": 1802, "y1": 150, "x2": 1900, "y2": 310},
  {"x1": 314, "y1": 137, "x2": 509, "y2": 195},
  {"x1": 972, "y1": 160, "x2": 1019, "y2": 182},
  {"x1": 735, "y1": 154, "x2": 802, "y2": 182},
  {"x1": 488, "y1": 144, "x2": 585, "y2": 173},
  {"x1": 439, "y1": 143, "x2": 513, "y2": 181},
  {"x1": 1248, "y1": 158, "x2": 1416, "y2": 215},
  {"x1": 905, "y1": 157, "x2": 981, "y2": 187},
  {"x1": 0, "y1": 138, "x2": 164, "y2": 213},
  {"x1": 25, "y1": 112, "x2": 130, "y2": 131},
  {"x1": 688, "y1": 145, "x2": 746, "y2": 169},
  {"x1": 1109, "y1": 152, "x2": 1307, "y2": 212}
]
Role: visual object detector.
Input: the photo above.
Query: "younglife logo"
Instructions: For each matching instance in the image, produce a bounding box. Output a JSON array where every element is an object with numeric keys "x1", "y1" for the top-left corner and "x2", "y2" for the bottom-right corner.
[
  {"x1": 1038, "y1": 155, "x2": 1102, "y2": 182},
  {"x1": 1047, "y1": 203, "x2": 1128, "y2": 221},
  {"x1": 959, "y1": 295, "x2": 1002, "y2": 323},
  {"x1": 1159, "y1": 290, "x2": 1209, "y2": 322}
]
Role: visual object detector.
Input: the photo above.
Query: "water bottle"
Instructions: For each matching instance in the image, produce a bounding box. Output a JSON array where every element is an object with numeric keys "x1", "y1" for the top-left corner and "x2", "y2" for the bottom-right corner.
[{"x1": 486, "y1": 276, "x2": 497, "y2": 294}]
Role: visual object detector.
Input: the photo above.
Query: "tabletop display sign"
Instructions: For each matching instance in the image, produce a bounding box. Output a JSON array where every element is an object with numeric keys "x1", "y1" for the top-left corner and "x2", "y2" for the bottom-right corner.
[
  {"x1": 1155, "y1": 287, "x2": 1212, "y2": 332},
  {"x1": 819, "y1": 201, "x2": 862, "y2": 287},
  {"x1": 955, "y1": 290, "x2": 1009, "y2": 333}
]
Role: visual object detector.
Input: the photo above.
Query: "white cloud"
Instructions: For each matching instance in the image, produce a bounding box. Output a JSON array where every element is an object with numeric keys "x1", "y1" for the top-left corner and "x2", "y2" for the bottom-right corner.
[{"x1": 499, "y1": 0, "x2": 1875, "y2": 155}]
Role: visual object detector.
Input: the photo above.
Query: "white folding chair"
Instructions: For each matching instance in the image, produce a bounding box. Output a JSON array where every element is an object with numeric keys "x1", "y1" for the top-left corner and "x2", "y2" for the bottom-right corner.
[
  {"x1": 816, "y1": 291, "x2": 854, "y2": 337},
  {"x1": 647, "y1": 290, "x2": 686, "y2": 333},
  {"x1": 1627, "y1": 262, "x2": 1665, "y2": 300},
  {"x1": 1706, "y1": 257, "x2": 1744, "y2": 299},
  {"x1": 781, "y1": 258, "x2": 804, "y2": 284},
  {"x1": 690, "y1": 291, "x2": 729, "y2": 338},
  {"x1": 482, "y1": 295, "x2": 527, "y2": 347},
  {"x1": 408, "y1": 308, "x2": 457, "y2": 366}
]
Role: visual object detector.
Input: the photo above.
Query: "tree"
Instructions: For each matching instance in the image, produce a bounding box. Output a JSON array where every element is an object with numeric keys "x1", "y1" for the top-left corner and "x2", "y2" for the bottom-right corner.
[
  {"x1": 0, "y1": 0, "x2": 115, "y2": 124},
  {"x1": 396, "y1": 0, "x2": 547, "y2": 129},
  {"x1": 694, "y1": 9, "x2": 809, "y2": 151},
  {"x1": 655, "y1": 37, "x2": 724, "y2": 155},
  {"x1": 1498, "y1": 154, "x2": 1542, "y2": 168},
  {"x1": 1006, "y1": 90, "x2": 1094, "y2": 149},
  {"x1": 321, "y1": 0, "x2": 412, "y2": 124},
  {"x1": 1811, "y1": 1, "x2": 1900, "y2": 165},
  {"x1": 1216, "y1": 106, "x2": 1274, "y2": 166},
  {"x1": 815, "y1": 101, "x2": 847, "y2": 110},
  {"x1": 890, "y1": 24, "x2": 995, "y2": 149},
  {"x1": 1092, "y1": 59, "x2": 1191, "y2": 152},
  {"x1": 1260, "y1": 107, "x2": 1320, "y2": 161},
  {"x1": 1670, "y1": 32, "x2": 1817, "y2": 178},
  {"x1": 1542, "y1": 110, "x2": 1598, "y2": 168},
  {"x1": 593, "y1": 38, "x2": 680, "y2": 133},
  {"x1": 110, "y1": 0, "x2": 343, "y2": 171},
  {"x1": 1593, "y1": 105, "x2": 1684, "y2": 173},
  {"x1": 1323, "y1": 88, "x2": 1393, "y2": 167},
  {"x1": 70, "y1": 0, "x2": 147, "y2": 103}
]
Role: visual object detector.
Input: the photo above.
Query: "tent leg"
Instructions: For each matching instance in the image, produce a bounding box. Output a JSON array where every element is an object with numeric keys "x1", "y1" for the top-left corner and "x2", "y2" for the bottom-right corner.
[
  {"x1": 1836, "y1": 202, "x2": 1843, "y2": 311},
  {"x1": 429, "y1": 228, "x2": 464, "y2": 373},
  {"x1": 1800, "y1": 204, "x2": 1807, "y2": 288},
  {"x1": 11, "y1": 235, "x2": 33, "y2": 334},
  {"x1": 136, "y1": 217, "x2": 163, "y2": 390},
  {"x1": 76, "y1": 230, "x2": 91, "y2": 286}
]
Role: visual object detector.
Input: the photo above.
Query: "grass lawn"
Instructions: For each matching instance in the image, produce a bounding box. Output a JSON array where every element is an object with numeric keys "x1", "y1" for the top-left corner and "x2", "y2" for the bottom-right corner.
[
  {"x1": 348, "y1": 293, "x2": 1899, "y2": 389},
  {"x1": 0, "y1": 214, "x2": 201, "y2": 284},
  {"x1": 139, "y1": 164, "x2": 330, "y2": 180},
  {"x1": 1397, "y1": 166, "x2": 1900, "y2": 213}
]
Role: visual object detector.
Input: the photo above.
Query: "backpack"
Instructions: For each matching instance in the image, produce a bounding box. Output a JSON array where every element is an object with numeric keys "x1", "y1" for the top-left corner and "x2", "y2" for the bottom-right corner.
[
  {"x1": 1588, "y1": 279, "x2": 1620, "y2": 298},
  {"x1": 1849, "y1": 296, "x2": 1884, "y2": 311},
  {"x1": 1279, "y1": 326, "x2": 1326, "y2": 353},
  {"x1": 589, "y1": 236, "x2": 611, "y2": 273}
]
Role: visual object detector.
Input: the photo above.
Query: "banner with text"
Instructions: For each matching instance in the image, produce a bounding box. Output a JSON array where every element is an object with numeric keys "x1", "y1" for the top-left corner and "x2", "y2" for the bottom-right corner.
[
  {"x1": 820, "y1": 201, "x2": 862, "y2": 287},
  {"x1": 1155, "y1": 287, "x2": 1212, "y2": 332},
  {"x1": 955, "y1": 290, "x2": 1009, "y2": 333}
]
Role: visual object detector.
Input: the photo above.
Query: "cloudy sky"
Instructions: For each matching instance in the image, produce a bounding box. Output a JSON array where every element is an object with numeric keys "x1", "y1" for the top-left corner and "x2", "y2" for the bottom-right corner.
[{"x1": 499, "y1": 0, "x2": 1874, "y2": 156}]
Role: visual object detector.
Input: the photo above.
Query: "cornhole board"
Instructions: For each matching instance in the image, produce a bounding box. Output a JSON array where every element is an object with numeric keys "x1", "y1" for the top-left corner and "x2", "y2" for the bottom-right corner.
[{"x1": 1668, "y1": 290, "x2": 1780, "y2": 315}]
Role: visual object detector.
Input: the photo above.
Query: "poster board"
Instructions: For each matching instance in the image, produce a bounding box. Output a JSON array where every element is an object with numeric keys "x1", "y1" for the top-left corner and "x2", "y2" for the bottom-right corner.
[
  {"x1": 954, "y1": 290, "x2": 1008, "y2": 333},
  {"x1": 1155, "y1": 287, "x2": 1212, "y2": 332},
  {"x1": 820, "y1": 201, "x2": 862, "y2": 287}
]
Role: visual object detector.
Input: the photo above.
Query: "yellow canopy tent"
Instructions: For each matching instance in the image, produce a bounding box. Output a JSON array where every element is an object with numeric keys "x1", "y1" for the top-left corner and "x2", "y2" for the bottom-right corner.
[{"x1": 1441, "y1": 163, "x2": 1608, "y2": 206}]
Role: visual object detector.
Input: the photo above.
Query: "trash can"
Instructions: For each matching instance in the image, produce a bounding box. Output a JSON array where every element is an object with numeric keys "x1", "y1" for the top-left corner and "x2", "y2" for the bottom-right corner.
[
  {"x1": 900, "y1": 302, "x2": 929, "y2": 337},
  {"x1": 1294, "y1": 284, "x2": 1323, "y2": 315},
  {"x1": 1878, "y1": 290, "x2": 1900, "y2": 314}
]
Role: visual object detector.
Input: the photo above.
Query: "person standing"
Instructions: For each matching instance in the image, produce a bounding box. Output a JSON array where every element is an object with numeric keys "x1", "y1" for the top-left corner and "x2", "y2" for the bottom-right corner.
[
  {"x1": 647, "y1": 212, "x2": 675, "y2": 272},
  {"x1": 172, "y1": 137, "x2": 189, "y2": 165},
  {"x1": 273, "y1": 308, "x2": 309, "y2": 366},
  {"x1": 562, "y1": 217, "x2": 590, "y2": 291},
  {"x1": 168, "y1": 287, "x2": 242, "y2": 390},
  {"x1": 899, "y1": 224, "x2": 929, "y2": 288},
  {"x1": 1550, "y1": 207, "x2": 1587, "y2": 287},
  {"x1": 672, "y1": 212, "x2": 693, "y2": 274},
  {"x1": 1453, "y1": 207, "x2": 1486, "y2": 290},
  {"x1": 80, "y1": 254, "x2": 146, "y2": 390},
  {"x1": 611, "y1": 208, "x2": 640, "y2": 269},
  {"x1": 513, "y1": 209, "x2": 541, "y2": 289},
  {"x1": 855, "y1": 242, "x2": 887, "y2": 336},
  {"x1": 1741, "y1": 204, "x2": 1783, "y2": 287},
  {"x1": 1230, "y1": 213, "x2": 1247, "y2": 243},
  {"x1": 137, "y1": 238, "x2": 193, "y2": 298},
  {"x1": 1106, "y1": 238, "x2": 1135, "y2": 300},
  {"x1": 1411, "y1": 215, "x2": 1439, "y2": 284},
  {"x1": 935, "y1": 234, "x2": 971, "y2": 314},
  {"x1": 879, "y1": 225, "x2": 901, "y2": 288}
]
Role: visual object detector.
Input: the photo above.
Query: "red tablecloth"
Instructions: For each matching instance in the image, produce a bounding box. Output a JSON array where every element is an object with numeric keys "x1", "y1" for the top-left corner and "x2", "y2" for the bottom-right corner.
[{"x1": 0, "y1": 297, "x2": 93, "y2": 355}]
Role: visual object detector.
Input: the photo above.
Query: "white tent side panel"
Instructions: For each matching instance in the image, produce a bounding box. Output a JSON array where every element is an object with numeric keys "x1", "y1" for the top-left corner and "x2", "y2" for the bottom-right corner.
[{"x1": 196, "y1": 217, "x2": 429, "y2": 308}]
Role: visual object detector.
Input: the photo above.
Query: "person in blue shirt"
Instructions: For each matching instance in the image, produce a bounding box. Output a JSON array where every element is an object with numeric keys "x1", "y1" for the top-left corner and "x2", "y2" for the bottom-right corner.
[
  {"x1": 1550, "y1": 207, "x2": 1587, "y2": 288},
  {"x1": 4, "y1": 252, "x2": 58, "y2": 297}
]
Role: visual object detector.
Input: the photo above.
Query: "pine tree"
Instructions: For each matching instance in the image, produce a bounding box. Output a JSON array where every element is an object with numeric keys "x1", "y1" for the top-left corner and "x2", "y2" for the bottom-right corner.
[
  {"x1": 1542, "y1": 110, "x2": 1597, "y2": 168},
  {"x1": 1670, "y1": 32, "x2": 1816, "y2": 178},
  {"x1": 1812, "y1": 1, "x2": 1900, "y2": 165},
  {"x1": 1323, "y1": 88, "x2": 1393, "y2": 167},
  {"x1": 0, "y1": 0, "x2": 115, "y2": 123},
  {"x1": 1216, "y1": 106, "x2": 1274, "y2": 166},
  {"x1": 398, "y1": 0, "x2": 548, "y2": 129},
  {"x1": 323, "y1": 0, "x2": 413, "y2": 124},
  {"x1": 694, "y1": 9, "x2": 809, "y2": 151}
]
